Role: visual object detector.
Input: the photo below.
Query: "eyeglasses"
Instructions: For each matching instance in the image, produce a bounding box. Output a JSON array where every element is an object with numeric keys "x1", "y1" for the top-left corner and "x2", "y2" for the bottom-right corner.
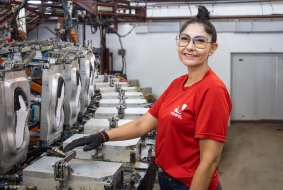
[{"x1": 176, "y1": 34, "x2": 212, "y2": 49}]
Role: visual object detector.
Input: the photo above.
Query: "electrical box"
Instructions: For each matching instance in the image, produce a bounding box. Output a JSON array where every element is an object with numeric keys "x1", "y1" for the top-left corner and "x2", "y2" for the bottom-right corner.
[{"x1": 118, "y1": 49, "x2": 126, "y2": 56}]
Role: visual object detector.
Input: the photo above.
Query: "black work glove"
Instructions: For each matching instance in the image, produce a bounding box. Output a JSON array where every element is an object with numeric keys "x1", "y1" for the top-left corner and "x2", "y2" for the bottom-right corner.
[{"x1": 63, "y1": 131, "x2": 109, "y2": 152}]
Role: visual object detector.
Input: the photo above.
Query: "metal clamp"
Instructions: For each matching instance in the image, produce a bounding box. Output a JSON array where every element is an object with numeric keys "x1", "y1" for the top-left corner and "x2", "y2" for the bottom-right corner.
[
  {"x1": 108, "y1": 114, "x2": 120, "y2": 129},
  {"x1": 118, "y1": 94, "x2": 128, "y2": 106},
  {"x1": 56, "y1": 51, "x2": 69, "y2": 64},
  {"x1": 116, "y1": 105, "x2": 126, "y2": 119},
  {"x1": 115, "y1": 83, "x2": 122, "y2": 92},
  {"x1": 103, "y1": 73, "x2": 109, "y2": 82},
  {"x1": 118, "y1": 88, "x2": 125, "y2": 96},
  {"x1": 52, "y1": 150, "x2": 76, "y2": 190},
  {"x1": 110, "y1": 78, "x2": 115, "y2": 87}
]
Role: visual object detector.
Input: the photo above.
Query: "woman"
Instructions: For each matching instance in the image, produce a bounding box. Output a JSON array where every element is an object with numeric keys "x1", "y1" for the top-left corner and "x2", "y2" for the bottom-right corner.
[{"x1": 64, "y1": 5, "x2": 231, "y2": 190}]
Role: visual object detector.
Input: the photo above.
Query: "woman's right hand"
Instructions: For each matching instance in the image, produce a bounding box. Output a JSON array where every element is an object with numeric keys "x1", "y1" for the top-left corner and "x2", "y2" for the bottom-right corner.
[{"x1": 63, "y1": 131, "x2": 109, "y2": 152}]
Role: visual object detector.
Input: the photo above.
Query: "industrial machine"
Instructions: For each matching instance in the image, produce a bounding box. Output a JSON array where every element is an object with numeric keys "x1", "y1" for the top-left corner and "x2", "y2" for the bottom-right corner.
[
  {"x1": 94, "y1": 74, "x2": 120, "y2": 83},
  {"x1": 98, "y1": 98, "x2": 148, "y2": 107},
  {"x1": 63, "y1": 134, "x2": 142, "y2": 162},
  {"x1": 84, "y1": 42, "x2": 96, "y2": 102},
  {"x1": 95, "y1": 106, "x2": 149, "y2": 119},
  {"x1": 100, "y1": 91, "x2": 144, "y2": 99},
  {"x1": 56, "y1": 50, "x2": 82, "y2": 133},
  {"x1": 62, "y1": 134, "x2": 155, "y2": 189},
  {"x1": 83, "y1": 116, "x2": 132, "y2": 135},
  {"x1": 22, "y1": 151, "x2": 124, "y2": 190},
  {"x1": 78, "y1": 47, "x2": 92, "y2": 114},
  {"x1": 0, "y1": 38, "x2": 156, "y2": 190},
  {"x1": 0, "y1": 56, "x2": 31, "y2": 175},
  {"x1": 28, "y1": 51, "x2": 66, "y2": 146},
  {"x1": 0, "y1": 0, "x2": 158, "y2": 187},
  {"x1": 98, "y1": 85, "x2": 139, "y2": 93},
  {"x1": 95, "y1": 81, "x2": 129, "y2": 88}
]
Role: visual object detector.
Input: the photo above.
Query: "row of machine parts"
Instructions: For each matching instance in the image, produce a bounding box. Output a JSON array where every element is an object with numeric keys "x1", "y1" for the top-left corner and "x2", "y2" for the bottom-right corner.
[{"x1": 0, "y1": 39, "x2": 156, "y2": 190}]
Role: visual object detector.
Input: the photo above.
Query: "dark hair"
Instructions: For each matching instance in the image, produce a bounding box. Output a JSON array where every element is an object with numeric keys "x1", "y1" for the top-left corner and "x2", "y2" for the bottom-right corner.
[{"x1": 179, "y1": 5, "x2": 217, "y2": 43}]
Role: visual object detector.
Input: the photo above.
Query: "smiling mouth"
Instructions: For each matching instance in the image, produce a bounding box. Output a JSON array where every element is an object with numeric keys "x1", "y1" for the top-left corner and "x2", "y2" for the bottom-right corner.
[{"x1": 184, "y1": 53, "x2": 197, "y2": 57}]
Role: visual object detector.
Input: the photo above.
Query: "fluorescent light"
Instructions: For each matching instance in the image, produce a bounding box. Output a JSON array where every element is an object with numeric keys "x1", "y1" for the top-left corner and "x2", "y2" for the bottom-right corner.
[
  {"x1": 28, "y1": 1, "x2": 41, "y2": 4},
  {"x1": 47, "y1": 1, "x2": 52, "y2": 3},
  {"x1": 45, "y1": 12, "x2": 52, "y2": 14},
  {"x1": 98, "y1": 6, "x2": 113, "y2": 12}
]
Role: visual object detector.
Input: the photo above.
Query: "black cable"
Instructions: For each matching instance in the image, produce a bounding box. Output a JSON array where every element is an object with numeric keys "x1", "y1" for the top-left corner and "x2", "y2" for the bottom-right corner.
[
  {"x1": 123, "y1": 55, "x2": 127, "y2": 75},
  {"x1": 260, "y1": 2, "x2": 263, "y2": 15},
  {"x1": 188, "y1": 2, "x2": 192, "y2": 16},
  {"x1": 26, "y1": 146, "x2": 52, "y2": 158},
  {"x1": 118, "y1": 36, "x2": 124, "y2": 50},
  {"x1": 116, "y1": 24, "x2": 137, "y2": 38},
  {"x1": 135, "y1": 0, "x2": 144, "y2": 7},
  {"x1": 269, "y1": 0, "x2": 274, "y2": 14},
  {"x1": 23, "y1": 151, "x2": 44, "y2": 166},
  {"x1": 15, "y1": 0, "x2": 28, "y2": 16},
  {"x1": 91, "y1": 25, "x2": 97, "y2": 34}
]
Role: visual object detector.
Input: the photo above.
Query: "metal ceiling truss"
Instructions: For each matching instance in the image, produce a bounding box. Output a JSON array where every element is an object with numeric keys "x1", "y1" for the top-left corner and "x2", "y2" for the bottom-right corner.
[
  {"x1": 0, "y1": 4, "x2": 13, "y2": 29},
  {"x1": 6, "y1": 0, "x2": 147, "y2": 34},
  {"x1": 74, "y1": 0, "x2": 146, "y2": 23}
]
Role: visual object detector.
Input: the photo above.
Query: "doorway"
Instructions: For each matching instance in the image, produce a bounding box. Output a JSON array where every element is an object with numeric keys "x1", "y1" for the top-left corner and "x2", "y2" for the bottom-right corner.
[{"x1": 231, "y1": 53, "x2": 283, "y2": 121}]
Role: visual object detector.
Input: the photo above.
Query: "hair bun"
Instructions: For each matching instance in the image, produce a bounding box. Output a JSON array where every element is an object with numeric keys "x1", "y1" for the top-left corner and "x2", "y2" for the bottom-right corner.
[{"x1": 196, "y1": 5, "x2": 210, "y2": 21}]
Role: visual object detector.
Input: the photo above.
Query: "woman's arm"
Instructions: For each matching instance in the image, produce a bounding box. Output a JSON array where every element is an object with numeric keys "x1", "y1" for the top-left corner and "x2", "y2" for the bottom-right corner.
[
  {"x1": 190, "y1": 139, "x2": 224, "y2": 190},
  {"x1": 63, "y1": 112, "x2": 158, "y2": 152},
  {"x1": 107, "y1": 112, "x2": 158, "y2": 141}
]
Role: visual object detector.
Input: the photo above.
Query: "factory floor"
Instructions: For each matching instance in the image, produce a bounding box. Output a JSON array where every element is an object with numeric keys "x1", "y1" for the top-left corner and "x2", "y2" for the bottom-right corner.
[{"x1": 152, "y1": 123, "x2": 283, "y2": 190}]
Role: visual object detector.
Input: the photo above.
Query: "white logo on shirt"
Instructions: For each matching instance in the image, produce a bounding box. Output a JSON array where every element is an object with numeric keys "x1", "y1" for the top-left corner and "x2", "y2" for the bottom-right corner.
[{"x1": 171, "y1": 104, "x2": 187, "y2": 119}]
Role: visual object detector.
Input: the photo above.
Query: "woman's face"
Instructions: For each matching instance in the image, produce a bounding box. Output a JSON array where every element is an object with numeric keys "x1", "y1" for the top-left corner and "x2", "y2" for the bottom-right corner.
[{"x1": 177, "y1": 23, "x2": 215, "y2": 69}]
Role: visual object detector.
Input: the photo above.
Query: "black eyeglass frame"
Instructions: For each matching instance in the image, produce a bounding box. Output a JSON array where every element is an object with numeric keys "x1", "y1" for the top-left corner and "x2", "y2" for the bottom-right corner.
[{"x1": 175, "y1": 34, "x2": 213, "y2": 49}]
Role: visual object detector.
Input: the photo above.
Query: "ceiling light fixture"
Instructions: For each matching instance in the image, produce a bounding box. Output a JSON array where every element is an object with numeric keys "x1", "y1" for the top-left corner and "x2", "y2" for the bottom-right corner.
[{"x1": 28, "y1": 1, "x2": 41, "y2": 4}]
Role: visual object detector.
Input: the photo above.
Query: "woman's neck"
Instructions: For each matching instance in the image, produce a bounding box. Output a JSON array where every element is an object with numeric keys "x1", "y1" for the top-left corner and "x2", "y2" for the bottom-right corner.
[{"x1": 185, "y1": 65, "x2": 210, "y2": 87}]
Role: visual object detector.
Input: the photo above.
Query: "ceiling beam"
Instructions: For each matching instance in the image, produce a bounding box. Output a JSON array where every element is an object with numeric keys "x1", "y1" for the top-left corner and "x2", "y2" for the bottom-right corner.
[{"x1": 0, "y1": 13, "x2": 13, "y2": 26}]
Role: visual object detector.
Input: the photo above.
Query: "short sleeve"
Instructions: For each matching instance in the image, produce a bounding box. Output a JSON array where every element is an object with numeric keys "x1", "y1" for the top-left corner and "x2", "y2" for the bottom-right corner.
[
  {"x1": 148, "y1": 89, "x2": 168, "y2": 119},
  {"x1": 148, "y1": 75, "x2": 186, "y2": 119},
  {"x1": 195, "y1": 86, "x2": 232, "y2": 143}
]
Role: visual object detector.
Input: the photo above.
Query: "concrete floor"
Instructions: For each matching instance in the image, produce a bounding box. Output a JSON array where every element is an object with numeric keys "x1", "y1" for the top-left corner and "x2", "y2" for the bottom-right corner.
[{"x1": 152, "y1": 123, "x2": 283, "y2": 190}]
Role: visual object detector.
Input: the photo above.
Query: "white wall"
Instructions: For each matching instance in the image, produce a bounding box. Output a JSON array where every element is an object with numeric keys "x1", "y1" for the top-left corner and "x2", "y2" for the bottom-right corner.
[{"x1": 28, "y1": 22, "x2": 59, "y2": 40}]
